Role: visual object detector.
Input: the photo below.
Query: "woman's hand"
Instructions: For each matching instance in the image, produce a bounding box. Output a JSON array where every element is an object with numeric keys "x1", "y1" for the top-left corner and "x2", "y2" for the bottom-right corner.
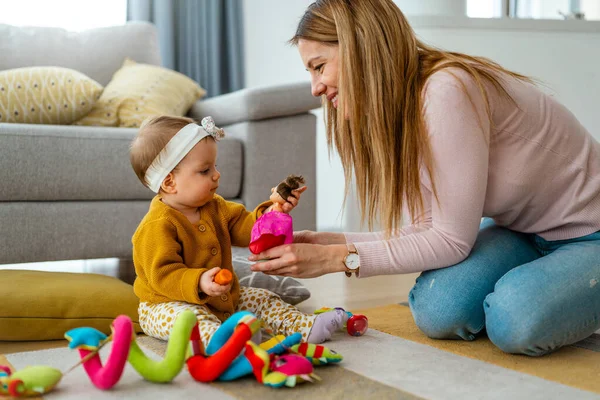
[
  {"x1": 268, "y1": 186, "x2": 308, "y2": 213},
  {"x1": 199, "y1": 268, "x2": 232, "y2": 296},
  {"x1": 248, "y1": 243, "x2": 348, "y2": 278}
]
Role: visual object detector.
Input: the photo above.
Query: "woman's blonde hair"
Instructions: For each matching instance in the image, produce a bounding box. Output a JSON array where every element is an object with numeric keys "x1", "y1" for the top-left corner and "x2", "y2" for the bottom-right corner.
[
  {"x1": 290, "y1": 0, "x2": 531, "y2": 235},
  {"x1": 130, "y1": 115, "x2": 195, "y2": 188}
]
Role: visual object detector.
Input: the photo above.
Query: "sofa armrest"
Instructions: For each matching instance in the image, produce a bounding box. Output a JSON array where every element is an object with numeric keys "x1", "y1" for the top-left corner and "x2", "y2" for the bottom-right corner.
[{"x1": 188, "y1": 82, "x2": 322, "y2": 126}]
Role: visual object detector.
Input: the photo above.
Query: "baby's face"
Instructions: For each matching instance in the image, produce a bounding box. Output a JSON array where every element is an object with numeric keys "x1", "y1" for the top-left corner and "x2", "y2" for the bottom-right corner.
[{"x1": 172, "y1": 138, "x2": 220, "y2": 207}]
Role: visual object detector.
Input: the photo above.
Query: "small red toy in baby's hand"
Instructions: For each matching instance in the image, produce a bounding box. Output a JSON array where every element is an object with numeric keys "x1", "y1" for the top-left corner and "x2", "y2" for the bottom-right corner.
[{"x1": 249, "y1": 175, "x2": 305, "y2": 255}]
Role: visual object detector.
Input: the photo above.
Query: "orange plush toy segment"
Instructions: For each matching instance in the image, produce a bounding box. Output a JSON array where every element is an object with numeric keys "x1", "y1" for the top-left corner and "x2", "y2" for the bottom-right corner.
[{"x1": 214, "y1": 269, "x2": 233, "y2": 286}]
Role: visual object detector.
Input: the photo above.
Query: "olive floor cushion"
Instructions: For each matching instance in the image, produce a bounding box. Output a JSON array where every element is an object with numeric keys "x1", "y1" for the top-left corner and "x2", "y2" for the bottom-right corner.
[{"x1": 0, "y1": 270, "x2": 142, "y2": 341}]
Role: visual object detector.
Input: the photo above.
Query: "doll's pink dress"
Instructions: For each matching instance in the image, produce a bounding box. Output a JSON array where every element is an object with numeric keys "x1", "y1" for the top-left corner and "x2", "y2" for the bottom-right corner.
[{"x1": 249, "y1": 211, "x2": 293, "y2": 254}]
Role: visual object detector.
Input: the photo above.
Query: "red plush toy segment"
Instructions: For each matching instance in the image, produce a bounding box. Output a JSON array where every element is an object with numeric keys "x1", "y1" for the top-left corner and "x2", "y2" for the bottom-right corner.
[
  {"x1": 249, "y1": 234, "x2": 286, "y2": 254},
  {"x1": 187, "y1": 324, "x2": 252, "y2": 382}
]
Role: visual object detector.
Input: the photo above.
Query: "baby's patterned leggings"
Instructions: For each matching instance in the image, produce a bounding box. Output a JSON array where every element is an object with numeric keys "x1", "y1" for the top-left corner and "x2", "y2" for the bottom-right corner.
[{"x1": 138, "y1": 287, "x2": 316, "y2": 347}]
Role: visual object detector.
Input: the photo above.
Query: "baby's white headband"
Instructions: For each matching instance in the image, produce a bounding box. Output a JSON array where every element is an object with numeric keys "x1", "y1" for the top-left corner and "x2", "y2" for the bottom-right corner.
[{"x1": 145, "y1": 116, "x2": 225, "y2": 193}]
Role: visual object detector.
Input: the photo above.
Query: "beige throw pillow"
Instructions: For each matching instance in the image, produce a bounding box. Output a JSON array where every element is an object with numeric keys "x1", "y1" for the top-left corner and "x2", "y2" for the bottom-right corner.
[
  {"x1": 0, "y1": 66, "x2": 103, "y2": 124},
  {"x1": 75, "y1": 58, "x2": 206, "y2": 128}
]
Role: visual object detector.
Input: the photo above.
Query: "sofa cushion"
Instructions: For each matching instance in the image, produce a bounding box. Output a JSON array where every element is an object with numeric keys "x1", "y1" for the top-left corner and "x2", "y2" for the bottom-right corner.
[
  {"x1": 0, "y1": 22, "x2": 161, "y2": 86},
  {"x1": 75, "y1": 59, "x2": 206, "y2": 128},
  {"x1": 0, "y1": 124, "x2": 243, "y2": 202},
  {"x1": 0, "y1": 270, "x2": 142, "y2": 341},
  {"x1": 0, "y1": 66, "x2": 103, "y2": 125},
  {"x1": 0, "y1": 201, "x2": 151, "y2": 264},
  {"x1": 0, "y1": 201, "x2": 248, "y2": 265}
]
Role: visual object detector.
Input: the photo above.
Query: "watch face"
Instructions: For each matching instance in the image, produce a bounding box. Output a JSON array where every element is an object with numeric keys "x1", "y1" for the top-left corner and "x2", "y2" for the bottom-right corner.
[{"x1": 345, "y1": 253, "x2": 360, "y2": 270}]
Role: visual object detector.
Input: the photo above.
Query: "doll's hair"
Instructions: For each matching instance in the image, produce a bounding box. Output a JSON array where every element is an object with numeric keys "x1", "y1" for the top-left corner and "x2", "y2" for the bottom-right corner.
[
  {"x1": 129, "y1": 115, "x2": 196, "y2": 188},
  {"x1": 276, "y1": 175, "x2": 306, "y2": 200}
]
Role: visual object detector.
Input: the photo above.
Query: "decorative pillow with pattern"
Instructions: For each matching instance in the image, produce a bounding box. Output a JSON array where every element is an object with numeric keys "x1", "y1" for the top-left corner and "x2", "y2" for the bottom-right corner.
[
  {"x1": 231, "y1": 247, "x2": 311, "y2": 305},
  {"x1": 75, "y1": 58, "x2": 206, "y2": 128},
  {"x1": 0, "y1": 66, "x2": 103, "y2": 124}
]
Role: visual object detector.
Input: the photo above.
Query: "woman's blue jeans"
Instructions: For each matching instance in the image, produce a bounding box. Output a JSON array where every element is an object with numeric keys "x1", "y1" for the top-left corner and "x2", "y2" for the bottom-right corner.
[{"x1": 408, "y1": 218, "x2": 600, "y2": 356}]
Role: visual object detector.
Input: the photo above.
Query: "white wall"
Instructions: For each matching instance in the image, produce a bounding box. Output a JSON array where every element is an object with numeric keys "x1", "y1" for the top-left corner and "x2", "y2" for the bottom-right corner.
[
  {"x1": 409, "y1": 16, "x2": 600, "y2": 142},
  {"x1": 242, "y1": 0, "x2": 312, "y2": 88},
  {"x1": 243, "y1": 0, "x2": 348, "y2": 232},
  {"x1": 242, "y1": 1, "x2": 600, "y2": 232}
]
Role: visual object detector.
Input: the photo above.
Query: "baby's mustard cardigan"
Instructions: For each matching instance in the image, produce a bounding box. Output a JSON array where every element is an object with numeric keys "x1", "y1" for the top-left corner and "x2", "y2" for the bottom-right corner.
[{"x1": 132, "y1": 194, "x2": 270, "y2": 321}]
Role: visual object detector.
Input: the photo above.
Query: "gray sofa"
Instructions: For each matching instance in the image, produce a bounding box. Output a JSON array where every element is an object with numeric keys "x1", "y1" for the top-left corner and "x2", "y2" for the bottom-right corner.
[{"x1": 0, "y1": 22, "x2": 320, "y2": 265}]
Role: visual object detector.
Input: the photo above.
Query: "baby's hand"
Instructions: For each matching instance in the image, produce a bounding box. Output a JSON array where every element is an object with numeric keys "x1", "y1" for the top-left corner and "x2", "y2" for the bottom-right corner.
[
  {"x1": 199, "y1": 268, "x2": 232, "y2": 297},
  {"x1": 268, "y1": 186, "x2": 308, "y2": 213}
]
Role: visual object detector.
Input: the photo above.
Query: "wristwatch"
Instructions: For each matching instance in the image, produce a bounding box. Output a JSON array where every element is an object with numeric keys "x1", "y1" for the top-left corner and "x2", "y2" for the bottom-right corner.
[{"x1": 343, "y1": 243, "x2": 360, "y2": 277}]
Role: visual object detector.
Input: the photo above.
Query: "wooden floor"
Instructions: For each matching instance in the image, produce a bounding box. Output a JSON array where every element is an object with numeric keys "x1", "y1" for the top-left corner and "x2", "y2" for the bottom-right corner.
[
  {"x1": 0, "y1": 259, "x2": 418, "y2": 354},
  {"x1": 296, "y1": 271, "x2": 417, "y2": 313}
]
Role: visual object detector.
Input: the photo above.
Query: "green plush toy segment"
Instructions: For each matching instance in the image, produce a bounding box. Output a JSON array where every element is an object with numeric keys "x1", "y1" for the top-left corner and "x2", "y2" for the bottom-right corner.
[
  {"x1": 128, "y1": 309, "x2": 198, "y2": 382},
  {"x1": 7, "y1": 365, "x2": 62, "y2": 395}
]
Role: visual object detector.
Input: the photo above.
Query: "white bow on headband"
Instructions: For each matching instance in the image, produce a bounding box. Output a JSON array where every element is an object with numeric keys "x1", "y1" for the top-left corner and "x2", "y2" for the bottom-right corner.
[
  {"x1": 199, "y1": 116, "x2": 225, "y2": 140},
  {"x1": 145, "y1": 116, "x2": 225, "y2": 193}
]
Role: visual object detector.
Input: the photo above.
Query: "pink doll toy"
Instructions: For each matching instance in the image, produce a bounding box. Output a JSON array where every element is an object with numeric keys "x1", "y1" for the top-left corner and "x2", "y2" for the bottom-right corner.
[{"x1": 249, "y1": 175, "x2": 306, "y2": 255}]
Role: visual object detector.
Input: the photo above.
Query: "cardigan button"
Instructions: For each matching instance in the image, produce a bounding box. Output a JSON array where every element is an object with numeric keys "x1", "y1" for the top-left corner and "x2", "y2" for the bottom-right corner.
[
  {"x1": 220, "y1": 294, "x2": 228, "y2": 302},
  {"x1": 224, "y1": 312, "x2": 231, "y2": 318},
  {"x1": 211, "y1": 248, "x2": 218, "y2": 256},
  {"x1": 198, "y1": 225, "x2": 206, "y2": 232}
]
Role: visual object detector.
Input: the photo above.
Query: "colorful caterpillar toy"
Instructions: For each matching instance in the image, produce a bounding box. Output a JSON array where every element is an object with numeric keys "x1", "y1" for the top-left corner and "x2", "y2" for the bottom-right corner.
[{"x1": 0, "y1": 310, "x2": 346, "y2": 397}]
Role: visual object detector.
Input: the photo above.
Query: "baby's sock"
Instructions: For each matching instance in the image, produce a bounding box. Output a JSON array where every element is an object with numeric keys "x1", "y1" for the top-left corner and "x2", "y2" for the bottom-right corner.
[{"x1": 307, "y1": 309, "x2": 348, "y2": 343}]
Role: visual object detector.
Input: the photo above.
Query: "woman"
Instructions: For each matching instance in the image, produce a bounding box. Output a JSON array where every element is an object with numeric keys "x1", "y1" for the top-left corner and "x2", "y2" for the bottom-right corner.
[{"x1": 249, "y1": 0, "x2": 600, "y2": 356}]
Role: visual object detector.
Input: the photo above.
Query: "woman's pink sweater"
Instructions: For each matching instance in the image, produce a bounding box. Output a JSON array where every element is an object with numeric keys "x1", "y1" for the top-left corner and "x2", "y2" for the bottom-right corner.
[{"x1": 345, "y1": 69, "x2": 600, "y2": 277}]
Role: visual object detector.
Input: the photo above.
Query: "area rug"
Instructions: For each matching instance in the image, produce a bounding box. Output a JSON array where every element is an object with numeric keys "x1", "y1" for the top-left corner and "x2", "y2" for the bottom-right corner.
[
  {"x1": 352, "y1": 304, "x2": 600, "y2": 396},
  {"x1": 2, "y1": 304, "x2": 599, "y2": 399}
]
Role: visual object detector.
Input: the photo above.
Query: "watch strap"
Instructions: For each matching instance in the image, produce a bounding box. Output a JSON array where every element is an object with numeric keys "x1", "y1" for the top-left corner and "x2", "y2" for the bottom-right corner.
[{"x1": 344, "y1": 243, "x2": 359, "y2": 277}]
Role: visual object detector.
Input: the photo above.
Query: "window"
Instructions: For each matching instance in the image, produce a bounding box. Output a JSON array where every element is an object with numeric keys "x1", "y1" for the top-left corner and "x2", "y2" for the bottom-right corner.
[
  {"x1": 467, "y1": 0, "x2": 600, "y2": 20},
  {"x1": 467, "y1": 0, "x2": 504, "y2": 18},
  {"x1": 515, "y1": 0, "x2": 573, "y2": 19},
  {"x1": 579, "y1": 0, "x2": 600, "y2": 20},
  {"x1": 515, "y1": 0, "x2": 600, "y2": 19},
  {"x1": 0, "y1": 0, "x2": 127, "y2": 31}
]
